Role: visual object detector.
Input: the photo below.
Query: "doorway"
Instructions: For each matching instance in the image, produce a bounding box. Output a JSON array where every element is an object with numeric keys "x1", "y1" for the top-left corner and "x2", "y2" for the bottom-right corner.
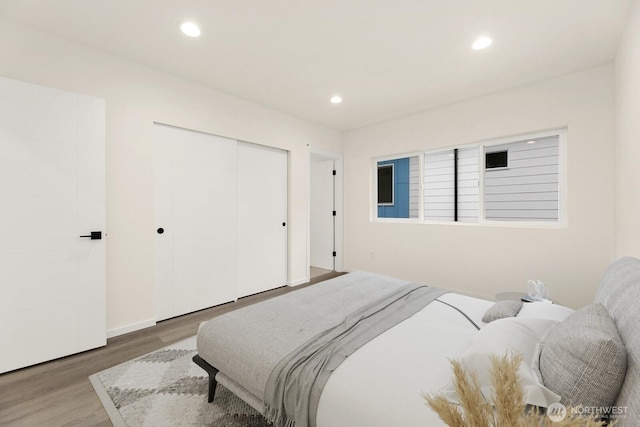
[{"x1": 309, "y1": 151, "x2": 343, "y2": 279}]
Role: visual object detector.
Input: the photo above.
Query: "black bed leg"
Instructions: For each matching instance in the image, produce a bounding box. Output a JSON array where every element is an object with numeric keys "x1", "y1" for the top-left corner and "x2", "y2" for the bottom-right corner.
[
  {"x1": 192, "y1": 354, "x2": 219, "y2": 403},
  {"x1": 207, "y1": 377, "x2": 217, "y2": 403}
]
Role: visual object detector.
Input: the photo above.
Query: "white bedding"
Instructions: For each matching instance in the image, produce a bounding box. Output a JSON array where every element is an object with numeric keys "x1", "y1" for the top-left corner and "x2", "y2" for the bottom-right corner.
[
  {"x1": 316, "y1": 293, "x2": 493, "y2": 427},
  {"x1": 204, "y1": 277, "x2": 575, "y2": 426},
  {"x1": 316, "y1": 293, "x2": 573, "y2": 427}
]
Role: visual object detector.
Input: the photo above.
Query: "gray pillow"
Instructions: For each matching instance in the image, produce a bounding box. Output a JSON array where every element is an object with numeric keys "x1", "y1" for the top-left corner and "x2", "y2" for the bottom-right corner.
[
  {"x1": 538, "y1": 303, "x2": 627, "y2": 408},
  {"x1": 482, "y1": 300, "x2": 523, "y2": 323}
]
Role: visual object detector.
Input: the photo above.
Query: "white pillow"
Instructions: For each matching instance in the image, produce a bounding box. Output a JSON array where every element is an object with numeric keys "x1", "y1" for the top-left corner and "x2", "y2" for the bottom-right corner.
[
  {"x1": 445, "y1": 317, "x2": 561, "y2": 408},
  {"x1": 517, "y1": 302, "x2": 574, "y2": 322}
]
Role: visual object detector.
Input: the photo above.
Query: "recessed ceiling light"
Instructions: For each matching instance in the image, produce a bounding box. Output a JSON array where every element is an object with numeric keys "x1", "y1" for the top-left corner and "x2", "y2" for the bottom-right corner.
[
  {"x1": 472, "y1": 36, "x2": 492, "y2": 50},
  {"x1": 180, "y1": 21, "x2": 201, "y2": 38},
  {"x1": 527, "y1": 140, "x2": 536, "y2": 144},
  {"x1": 330, "y1": 95, "x2": 342, "y2": 104}
]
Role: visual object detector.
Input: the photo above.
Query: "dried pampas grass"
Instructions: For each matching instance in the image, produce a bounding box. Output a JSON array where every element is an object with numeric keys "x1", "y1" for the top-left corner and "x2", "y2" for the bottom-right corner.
[{"x1": 423, "y1": 352, "x2": 613, "y2": 427}]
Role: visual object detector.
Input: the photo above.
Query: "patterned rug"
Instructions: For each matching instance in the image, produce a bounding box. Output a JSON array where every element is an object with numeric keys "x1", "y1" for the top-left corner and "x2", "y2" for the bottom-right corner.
[{"x1": 89, "y1": 336, "x2": 271, "y2": 426}]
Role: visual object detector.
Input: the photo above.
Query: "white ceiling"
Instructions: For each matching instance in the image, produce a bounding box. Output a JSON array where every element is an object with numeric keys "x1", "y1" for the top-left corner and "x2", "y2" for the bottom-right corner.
[{"x1": 0, "y1": 0, "x2": 632, "y2": 131}]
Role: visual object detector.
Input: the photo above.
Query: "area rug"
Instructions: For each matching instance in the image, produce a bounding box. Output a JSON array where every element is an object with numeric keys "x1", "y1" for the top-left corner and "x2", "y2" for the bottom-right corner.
[{"x1": 89, "y1": 336, "x2": 271, "y2": 426}]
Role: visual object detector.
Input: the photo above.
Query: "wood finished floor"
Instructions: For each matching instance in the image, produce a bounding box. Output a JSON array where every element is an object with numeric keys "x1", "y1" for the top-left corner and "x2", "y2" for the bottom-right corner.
[
  {"x1": 309, "y1": 266, "x2": 333, "y2": 279},
  {"x1": 0, "y1": 271, "x2": 342, "y2": 427}
]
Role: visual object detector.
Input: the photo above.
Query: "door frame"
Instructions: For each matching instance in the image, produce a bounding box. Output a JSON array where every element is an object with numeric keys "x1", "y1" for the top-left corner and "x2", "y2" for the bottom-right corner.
[{"x1": 308, "y1": 149, "x2": 344, "y2": 279}]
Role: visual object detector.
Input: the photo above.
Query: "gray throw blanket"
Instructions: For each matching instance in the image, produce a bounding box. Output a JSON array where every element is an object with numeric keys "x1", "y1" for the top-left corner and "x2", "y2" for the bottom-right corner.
[{"x1": 263, "y1": 284, "x2": 446, "y2": 427}]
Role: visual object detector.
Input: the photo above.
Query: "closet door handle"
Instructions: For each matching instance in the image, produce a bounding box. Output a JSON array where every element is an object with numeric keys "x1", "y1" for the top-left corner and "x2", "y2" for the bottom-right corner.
[{"x1": 80, "y1": 231, "x2": 102, "y2": 240}]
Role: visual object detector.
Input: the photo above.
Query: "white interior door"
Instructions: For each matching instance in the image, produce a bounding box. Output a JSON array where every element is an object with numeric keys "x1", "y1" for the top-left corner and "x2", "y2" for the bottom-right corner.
[
  {"x1": 154, "y1": 124, "x2": 238, "y2": 321},
  {"x1": 310, "y1": 154, "x2": 335, "y2": 271},
  {"x1": 0, "y1": 77, "x2": 106, "y2": 374},
  {"x1": 237, "y1": 142, "x2": 288, "y2": 297}
]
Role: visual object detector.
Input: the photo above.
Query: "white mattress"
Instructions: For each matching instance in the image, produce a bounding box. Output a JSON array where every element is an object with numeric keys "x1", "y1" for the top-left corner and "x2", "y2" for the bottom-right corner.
[{"x1": 316, "y1": 293, "x2": 494, "y2": 427}]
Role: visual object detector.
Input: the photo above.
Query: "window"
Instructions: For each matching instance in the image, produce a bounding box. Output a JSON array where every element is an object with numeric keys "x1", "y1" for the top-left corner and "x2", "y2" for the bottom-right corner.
[
  {"x1": 375, "y1": 156, "x2": 420, "y2": 219},
  {"x1": 377, "y1": 164, "x2": 394, "y2": 205},
  {"x1": 423, "y1": 147, "x2": 479, "y2": 222},
  {"x1": 483, "y1": 135, "x2": 560, "y2": 222},
  {"x1": 485, "y1": 150, "x2": 508, "y2": 169},
  {"x1": 374, "y1": 129, "x2": 565, "y2": 225}
]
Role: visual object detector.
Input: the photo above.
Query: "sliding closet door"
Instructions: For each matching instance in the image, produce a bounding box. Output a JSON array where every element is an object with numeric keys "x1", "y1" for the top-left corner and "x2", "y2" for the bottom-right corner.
[
  {"x1": 154, "y1": 124, "x2": 238, "y2": 321},
  {"x1": 237, "y1": 142, "x2": 288, "y2": 297},
  {"x1": 0, "y1": 77, "x2": 105, "y2": 373}
]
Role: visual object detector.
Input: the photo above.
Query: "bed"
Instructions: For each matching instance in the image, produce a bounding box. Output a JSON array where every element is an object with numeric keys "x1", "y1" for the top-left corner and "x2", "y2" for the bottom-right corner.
[{"x1": 194, "y1": 257, "x2": 640, "y2": 426}]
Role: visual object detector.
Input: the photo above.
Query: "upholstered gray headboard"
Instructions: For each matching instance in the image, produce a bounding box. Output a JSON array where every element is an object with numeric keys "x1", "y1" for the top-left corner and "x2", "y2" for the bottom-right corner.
[{"x1": 593, "y1": 257, "x2": 640, "y2": 426}]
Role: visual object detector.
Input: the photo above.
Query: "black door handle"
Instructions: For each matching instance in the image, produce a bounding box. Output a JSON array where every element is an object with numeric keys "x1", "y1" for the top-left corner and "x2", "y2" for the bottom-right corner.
[{"x1": 80, "y1": 231, "x2": 102, "y2": 240}]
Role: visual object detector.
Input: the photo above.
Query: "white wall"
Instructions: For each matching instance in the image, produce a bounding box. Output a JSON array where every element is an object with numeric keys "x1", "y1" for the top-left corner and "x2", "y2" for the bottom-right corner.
[
  {"x1": 615, "y1": 0, "x2": 640, "y2": 259},
  {"x1": 343, "y1": 65, "x2": 616, "y2": 309},
  {"x1": 0, "y1": 20, "x2": 341, "y2": 335}
]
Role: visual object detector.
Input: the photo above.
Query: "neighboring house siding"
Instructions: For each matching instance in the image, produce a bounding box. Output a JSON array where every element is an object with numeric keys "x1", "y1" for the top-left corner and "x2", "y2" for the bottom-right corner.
[
  {"x1": 424, "y1": 150, "x2": 454, "y2": 221},
  {"x1": 378, "y1": 158, "x2": 410, "y2": 218},
  {"x1": 409, "y1": 156, "x2": 420, "y2": 219},
  {"x1": 484, "y1": 136, "x2": 559, "y2": 221},
  {"x1": 424, "y1": 148, "x2": 479, "y2": 222},
  {"x1": 457, "y1": 146, "x2": 479, "y2": 223}
]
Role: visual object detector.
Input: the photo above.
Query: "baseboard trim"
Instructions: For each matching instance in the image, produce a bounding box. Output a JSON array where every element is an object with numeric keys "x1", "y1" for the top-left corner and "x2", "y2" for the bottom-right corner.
[{"x1": 107, "y1": 319, "x2": 157, "y2": 339}]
